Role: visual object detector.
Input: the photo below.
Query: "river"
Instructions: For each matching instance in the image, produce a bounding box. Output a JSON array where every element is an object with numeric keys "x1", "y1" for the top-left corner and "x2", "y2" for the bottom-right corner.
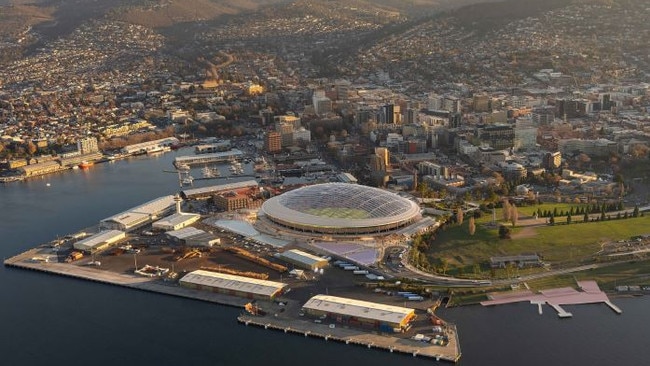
[{"x1": 1, "y1": 150, "x2": 649, "y2": 366}]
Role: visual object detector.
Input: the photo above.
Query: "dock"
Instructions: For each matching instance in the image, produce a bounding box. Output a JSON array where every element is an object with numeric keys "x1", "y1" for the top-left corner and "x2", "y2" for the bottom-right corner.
[
  {"x1": 5, "y1": 245, "x2": 462, "y2": 363},
  {"x1": 3, "y1": 246, "x2": 249, "y2": 308},
  {"x1": 238, "y1": 314, "x2": 461, "y2": 363}
]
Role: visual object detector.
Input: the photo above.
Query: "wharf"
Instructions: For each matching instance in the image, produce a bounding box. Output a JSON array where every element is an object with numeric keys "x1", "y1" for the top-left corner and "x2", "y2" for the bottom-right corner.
[
  {"x1": 5, "y1": 245, "x2": 461, "y2": 363},
  {"x1": 3, "y1": 246, "x2": 249, "y2": 308},
  {"x1": 238, "y1": 315, "x2": 461, "y2": 363}
]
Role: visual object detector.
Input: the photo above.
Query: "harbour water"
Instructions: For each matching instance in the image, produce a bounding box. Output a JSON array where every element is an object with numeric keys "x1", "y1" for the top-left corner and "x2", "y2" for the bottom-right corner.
[{"x1": 2, "y1": 150, "x2": 650, "y2": 365}]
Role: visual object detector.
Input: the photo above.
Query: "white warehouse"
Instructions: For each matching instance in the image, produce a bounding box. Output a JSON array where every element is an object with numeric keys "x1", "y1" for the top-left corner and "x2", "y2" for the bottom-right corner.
[{"x1": 73, "y1": 230, "x2": 126, "y2": 252}]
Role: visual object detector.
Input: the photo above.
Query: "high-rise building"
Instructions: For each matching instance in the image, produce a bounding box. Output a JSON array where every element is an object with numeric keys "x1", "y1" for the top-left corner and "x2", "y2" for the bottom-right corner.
[
  {"x1": 265, "y1": 131, "x2": 282, "y2": 153},
  {"x1": 543, "y1": 151, "x2": 562, "y2": 170},
  {"x1": 513, "y1": 118, "x2": 538, "y2": 151},
  {"x1": 312, "y1": 90, "x2": 332, "y2": 116},
  {"x1": 372, "y1": 147, "x2": 390, "y2": 172},
  {"x1": 278, "y1": 123, "x2": 294, "y2": 147},
  {"x1": 473, "y1": 94, "x2": 490, "y2": 112},
  {"x1": 381, "y1": 104, "x2": 395, "y2": 124},
  {"x1": 478, "y1": 125, "x2": 515, "y2": 150},
  {"x1": 77, "y1": 137, "x2": 99, "y2": 154}
]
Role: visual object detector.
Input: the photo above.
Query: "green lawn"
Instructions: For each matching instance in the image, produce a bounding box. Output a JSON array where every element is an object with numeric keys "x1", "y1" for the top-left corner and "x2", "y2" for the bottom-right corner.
[
  {"x1": 428, "y1": 216, "x2": 650, "y2": 268},
  {"x1": 305, "y1": 207, "x2": 370, "y2": 219}
]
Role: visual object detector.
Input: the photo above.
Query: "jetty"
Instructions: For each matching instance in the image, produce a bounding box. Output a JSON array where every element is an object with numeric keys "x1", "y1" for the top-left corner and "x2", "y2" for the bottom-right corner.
[
  {"x1": 238, "y1": 314, "x2": 461, "y2": 363},
  {"x1": 481, "y1": 280, "x2": 622, "y2": 318}
]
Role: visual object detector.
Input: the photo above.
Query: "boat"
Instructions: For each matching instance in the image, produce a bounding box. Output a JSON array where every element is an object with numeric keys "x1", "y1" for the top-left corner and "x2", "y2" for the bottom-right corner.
[
  {"x1": 181, "y1": 176, "x2": 194, "y2": 186},
  {"x1": 78, "y1": 161, "x2": 94, "y2": 169},
  {"x1": 201, "y1": 166, "x2": 221, "y2": 178},
  {"x1": 176, "y1": 163, "x2": 190, "y2": 171}
]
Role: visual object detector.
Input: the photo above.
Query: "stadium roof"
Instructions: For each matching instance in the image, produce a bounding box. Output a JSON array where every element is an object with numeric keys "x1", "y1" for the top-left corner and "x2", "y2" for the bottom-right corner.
[{"x1": 260, "y1": 183, "x2": 420, "y2": 230}]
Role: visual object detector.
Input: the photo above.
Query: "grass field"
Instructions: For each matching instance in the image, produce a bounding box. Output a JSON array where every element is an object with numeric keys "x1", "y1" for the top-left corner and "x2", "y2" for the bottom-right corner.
[
  {"x1": 305, "y1": 207, "x2": 370, "y2": 219},
  {"x1": 428, "y1": 215, "x2": 650, "y2": 269}
]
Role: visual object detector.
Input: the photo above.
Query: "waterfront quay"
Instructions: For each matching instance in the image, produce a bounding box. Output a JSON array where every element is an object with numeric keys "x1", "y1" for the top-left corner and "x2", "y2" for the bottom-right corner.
[
  {"x1": 3, "y1": 245, "x2": 250, "y2": 308},
  {"x1": 238, "y1": 314, "x2": 460, "y2": 362},
  {"x1": 5, "y1": 242, "x2": 462, "y2": 363}
]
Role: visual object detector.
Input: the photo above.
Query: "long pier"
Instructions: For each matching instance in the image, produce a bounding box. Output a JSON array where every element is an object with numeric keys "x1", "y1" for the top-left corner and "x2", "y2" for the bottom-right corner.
[{"x1": 238, "y1": 315, "x2": 461, "y2": 363}]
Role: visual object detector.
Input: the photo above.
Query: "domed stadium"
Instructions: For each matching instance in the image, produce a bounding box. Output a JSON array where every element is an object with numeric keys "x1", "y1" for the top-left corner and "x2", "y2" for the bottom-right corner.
[{"x1": 260, "y1": 183, "x2": 421, "y2": 235}]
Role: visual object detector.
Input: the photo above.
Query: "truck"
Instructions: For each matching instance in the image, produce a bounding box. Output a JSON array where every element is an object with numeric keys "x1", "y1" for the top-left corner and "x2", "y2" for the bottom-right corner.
[
  {"x1": 353, "y1": 270, "x2": 369, "y2": 275},
  {"x1": 65, "y1": 251, "x2": 84, "y2": 263},
  {"x1": 343, "y1": 266, "x2": 359, "y2": 271},
  {"x1": 407, "y1": 296, "x2": 424, "y2": 301}
]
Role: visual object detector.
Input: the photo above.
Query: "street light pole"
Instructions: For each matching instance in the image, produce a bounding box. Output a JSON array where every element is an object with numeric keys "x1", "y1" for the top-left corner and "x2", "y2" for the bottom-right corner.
[{"x1": 133, "y1": 253, "x2": 138, "y2": 271}]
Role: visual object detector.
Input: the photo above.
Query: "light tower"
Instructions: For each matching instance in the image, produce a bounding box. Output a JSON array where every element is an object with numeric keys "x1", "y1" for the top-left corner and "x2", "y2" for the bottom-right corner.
[{"x1": 174, "y1": 194, "x2": 183, "y2": 214}]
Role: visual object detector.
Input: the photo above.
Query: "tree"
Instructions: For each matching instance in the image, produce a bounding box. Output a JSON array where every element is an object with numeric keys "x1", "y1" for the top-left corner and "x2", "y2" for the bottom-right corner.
[
  {"x1": 26, "y1": 141, "x2": 37, "y2": 156},
  {"x1": 583, "y1": 212, "x2": 589, "y2": 222},
  {"x1": 510, "y1": 203, "x2": 519, "y2": 227},
  {"x1": 418, "y1": 181, "x2": 431, "y2": 198},
  {"x1": 498, "y1": 225, "x2": 511, "y2": 239},
  {"x1": 633, "y1": 206, "x2": 640, "y2": 218},
  {"x1": 456, "y1": 208, "x2": 464, "y2": 225},
  {"x1": 439, "y1": 258, "x2": 449, "y2": 275},
  {"x1": 473, "y1": 263, "x2": 481, "y2": 276},
  {"x1": 502, "y1": 199, "x2": 512, "y2": 222},
  {"x1": 468, "y1": 216, "x2": 476, "y2": 236}
]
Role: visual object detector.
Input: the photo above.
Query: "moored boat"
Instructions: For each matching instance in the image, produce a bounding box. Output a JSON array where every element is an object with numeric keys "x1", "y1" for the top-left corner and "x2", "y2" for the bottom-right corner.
[{"x1": 79, "y1": 161, "x2": 94, "y2": 169}]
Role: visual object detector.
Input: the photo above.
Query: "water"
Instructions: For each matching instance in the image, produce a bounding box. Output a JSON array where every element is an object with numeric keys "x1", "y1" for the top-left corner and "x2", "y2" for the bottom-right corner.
[{"x1": 2, "y1": 151, "x2": 650, "y2": 366}]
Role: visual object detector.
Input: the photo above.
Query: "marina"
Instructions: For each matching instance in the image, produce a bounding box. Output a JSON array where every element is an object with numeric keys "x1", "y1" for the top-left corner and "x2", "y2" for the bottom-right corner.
[{"x1": 173, "y1": 149, "x2": 244, "y2": 168}]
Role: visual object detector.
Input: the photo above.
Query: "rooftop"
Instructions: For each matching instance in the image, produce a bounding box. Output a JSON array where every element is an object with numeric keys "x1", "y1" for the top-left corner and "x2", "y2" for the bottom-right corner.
[
  {"x1": 180, "y1": 270, "x2": 287, "y2": 297},
  {"x1": 302, "y1": 295, "x2": 414, "y2": 324}
]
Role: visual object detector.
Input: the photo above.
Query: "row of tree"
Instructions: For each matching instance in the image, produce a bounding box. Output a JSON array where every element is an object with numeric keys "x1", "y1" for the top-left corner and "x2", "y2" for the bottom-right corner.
[{"x1": 536, "y1": 202, "x2": 625, "y2": 218}]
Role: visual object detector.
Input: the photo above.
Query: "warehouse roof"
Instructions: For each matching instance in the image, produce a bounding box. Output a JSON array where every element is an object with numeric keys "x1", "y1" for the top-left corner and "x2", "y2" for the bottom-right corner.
[
  {"x1": 101, "y1": 195, "x2": 176, "y2": 226},
  {"x1": 167, "y1": 227, "x2": 206, "y2": 240},
  {"x1": 180, "y1": 270, "x2": 287, "y2": 297},
  {"x1": 302, "y1": 295, "x2": 414, "y2": 324},
  {"x1": 73, "y1": 230, "x2": 125, "y2": 251},
  {"x1": 153, "y1": 212, "x2": 200, "y2": 228},
  {"x1": 277, "y1": 249, "x2": 327, "y2": 266},
  {"x1": 181, "y1": 180, "x2": 258, "y2": 199}
]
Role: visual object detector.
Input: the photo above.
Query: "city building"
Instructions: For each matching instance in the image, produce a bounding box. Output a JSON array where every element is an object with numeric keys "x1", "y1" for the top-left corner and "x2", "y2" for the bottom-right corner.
[
  {"x1": 558, "y1": 138, "x2": 618, "y2": 158},
  {"x1": 265, "y1": 131, "x2": 282, "y2": 153},
  {"x1": 478, "y1": 125, "x2": 515, "y2": 150},
  {"x1": 513, "y1": 118, "x2": 538, "y2": 151},
  {"x1": 77, "y1": 137, "x2": 99, "y2": 154},
  {"x1": 543, "y1": 151, "x2": 562, "y2": 170},
  {"x1": 312, "y1": 90, "x2": 332, "y2": 116},
  {"x1": 213, "y1": 191, "x2": 253, "y2": 211},
  {"x1": 121, "y1": 137, "x2": 179, "y2": 155}
]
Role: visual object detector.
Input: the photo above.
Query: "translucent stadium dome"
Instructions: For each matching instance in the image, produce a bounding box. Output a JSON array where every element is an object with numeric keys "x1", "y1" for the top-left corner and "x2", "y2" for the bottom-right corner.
[{"x1": 260, "y1": 183, "x2": 421, "y2": 235}]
